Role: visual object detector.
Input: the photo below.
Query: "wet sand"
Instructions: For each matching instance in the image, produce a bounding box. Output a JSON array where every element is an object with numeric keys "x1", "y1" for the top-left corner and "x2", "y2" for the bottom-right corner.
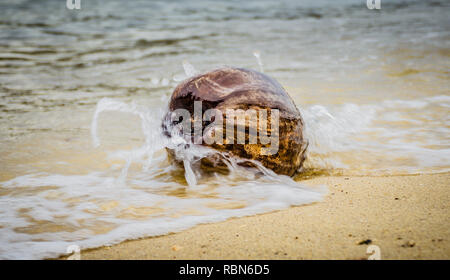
[{"x1": 67, "y1": 173, "x2": 449, "y2": 260}]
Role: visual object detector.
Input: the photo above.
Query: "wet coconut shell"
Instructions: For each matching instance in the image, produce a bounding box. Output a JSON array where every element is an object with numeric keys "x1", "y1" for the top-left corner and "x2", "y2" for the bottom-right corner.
[{"x1": 163, "y1": 67, "x2": 308, "y2": 176}]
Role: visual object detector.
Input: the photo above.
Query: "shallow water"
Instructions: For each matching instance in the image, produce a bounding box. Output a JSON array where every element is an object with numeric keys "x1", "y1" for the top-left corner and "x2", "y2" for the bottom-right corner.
[{"x1": 0, "y1": 0, "x2": 449, "y2": 259}]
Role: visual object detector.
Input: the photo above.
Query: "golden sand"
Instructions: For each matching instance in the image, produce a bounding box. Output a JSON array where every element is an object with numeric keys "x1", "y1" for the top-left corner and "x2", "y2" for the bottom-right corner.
[{"x1": 65, "y1": 173, "x2": 449, "y2": 260}]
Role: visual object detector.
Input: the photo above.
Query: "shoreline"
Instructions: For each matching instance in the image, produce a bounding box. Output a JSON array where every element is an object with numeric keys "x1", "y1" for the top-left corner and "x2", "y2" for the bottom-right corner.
[{"x1": 62, "y1": 173, "x2": 449, "y2": 260}]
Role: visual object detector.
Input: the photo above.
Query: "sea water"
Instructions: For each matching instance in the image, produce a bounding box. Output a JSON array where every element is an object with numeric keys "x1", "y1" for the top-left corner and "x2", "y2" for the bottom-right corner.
[{"x1": 0, "y1": 0, "x2": 448, "y2": 259}]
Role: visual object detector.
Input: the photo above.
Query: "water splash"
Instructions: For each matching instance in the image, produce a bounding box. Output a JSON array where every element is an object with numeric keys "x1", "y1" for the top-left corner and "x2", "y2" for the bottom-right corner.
[
  {"x1": 253, "y1": 51, "x2": 264, "y2": 73},
  {"x1": 0, "y1": 96, "x2": 327, "y2": 259},
  {"x1": 301, "y1": 96, "x2": 450, "y2": 174},
  {"x1": 2, "y1": 92, "x2": 450, "y2": 259},
  {"x1": 182, "y1": 60, "x2": 199, "y2": 77}
]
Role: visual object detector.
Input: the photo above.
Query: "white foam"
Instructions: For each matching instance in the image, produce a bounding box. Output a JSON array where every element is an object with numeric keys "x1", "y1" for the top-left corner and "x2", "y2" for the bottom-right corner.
[
  {"x1": 0, "y1": 97, "x2": 325, "y2": 259},
  {"x1": 182, "y1": 60, "x2": 199, "y2": 77},
  {"x1": 1, "y1": 93, "x2": 449, "y2": 259},
  {"x1": 302, "y1": 95, "x2": 450, "y2": 172}
]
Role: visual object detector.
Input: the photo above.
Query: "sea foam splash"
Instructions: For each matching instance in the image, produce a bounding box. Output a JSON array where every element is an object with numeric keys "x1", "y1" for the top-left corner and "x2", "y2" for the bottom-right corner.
[
  {"x1": 302, "y1": 95, "x2": 450, "y2": 174},
  {"x1": 0, "y1": 95, "x2": 326, "y2": 259},
  {"x1": 1, "y1": 91, "x2": 449, "y2": 259},
  {"x1": 1, "y1": 81, "x2": 449, "y2": 259}
]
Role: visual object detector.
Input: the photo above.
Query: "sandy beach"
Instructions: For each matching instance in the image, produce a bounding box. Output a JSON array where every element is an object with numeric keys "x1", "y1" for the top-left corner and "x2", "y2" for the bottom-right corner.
[{"x1": 68, "y1": 173, "x2": 449, "y2": 260}]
